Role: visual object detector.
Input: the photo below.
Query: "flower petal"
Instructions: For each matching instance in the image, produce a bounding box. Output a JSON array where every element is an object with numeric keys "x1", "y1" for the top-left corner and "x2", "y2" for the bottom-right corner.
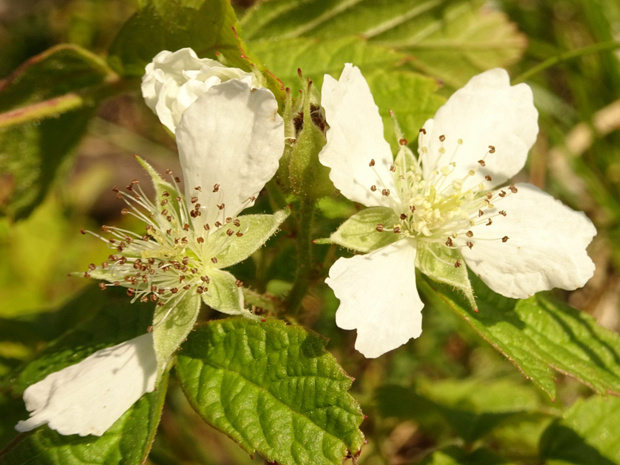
[
  {"x1": 141, "y1": 48, "x2": 255, "y2": 133},
  {"x1": 463, "y1": 183, "x2": 596, "y2": 298},
  {"x1": 326, "y1": 239, "x2": 423, "y2": 358},
  {"x1": 176, "y1": 80, "x2": 284, "y2": 226},
  {"x1": 420, "y1": 68, "x2": 538, "y2": 191},
  {"x1": 15, "y1": 333, "x2": 158, "y2": 437},
  {"x1": 319, "y1": 64, "x2": 396, "y2": 208}
]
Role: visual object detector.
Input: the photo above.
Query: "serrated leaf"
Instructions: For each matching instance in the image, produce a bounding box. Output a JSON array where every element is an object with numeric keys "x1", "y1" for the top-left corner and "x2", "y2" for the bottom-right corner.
[
  {"x1": 213, "y1": 210, "x2": 290, "y2": 269},
  {"x1": 241, "y1": 0, "x2": 526, "y2": 88},
  {"x1": 153, "y1": 292, "x2": 201, "y2": 373},
  {"x1": 0, "y1": 45, "x2": 117, "y2": 220},
  {"x1": 108, "y1": 0, "x2": 245, "y2": 76},
  {"x1": 327, "y1": 206, "x2": 398, "y2": 253},
  {"x1": 176, "y1": 318, "x2": 365, "y2": 465},
  {"x1": 421, "y1": 277, "x2": 620, "y2": 399},
  {"x1": 539, "y1": 396, "x2": 620, "y2": 465},
  {"x1": 0, "y1": 374, "x2": 167, "y2": 465}
]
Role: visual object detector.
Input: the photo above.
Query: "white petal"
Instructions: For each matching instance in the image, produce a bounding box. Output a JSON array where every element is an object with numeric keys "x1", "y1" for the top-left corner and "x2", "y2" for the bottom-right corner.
[
  {"x1": 421, "y1": 68, "x2": 539, "y2": 191},
  {"x1": 463, "y1": 183, "x2": 596, "y2": 298},
  {"x1": 319, "y1": 64, "x2": 396, "y2": 208},
  {"x1": 176, "y1": 80, "x2": 284, "y2": 226},
  {"x1": 141, "y1": 48, "x2": 256, "y2": 133},
  {"x1": 326, "y1": 239, "x2": 423, "y2": 358},
  {"x1": 15, "y1": 333, "x2": 158, "y2": 437}
]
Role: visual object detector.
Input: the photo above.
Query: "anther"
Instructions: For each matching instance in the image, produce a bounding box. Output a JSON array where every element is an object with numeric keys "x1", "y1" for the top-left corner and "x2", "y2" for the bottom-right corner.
[
  {"x1": 499, "y1": 191, "x2": 506, "y2": 197},
  {"x1": 127, "y1": 288, "x2": 135, "y2": 297},
  {"x1": 197, "y1": 286, "x2": 204, "y2": 294},
  {"x1": 439, "y1": 134, "x2": 446, "y2": 142},
  {"x1": 478, "y1": 210, "x2": 484, "y2": 217},
  {"x1": 509, "y1": 185, "x2": 518, "y2": 193},
  {"x1": 174, "y1": 176, "x2": 181, "y2": 183},
  {"x1": 217, "y1": 204, "x2": 225, "y2": 210},
  {"x1": 370, "y1": 185, "x2": 377, "y2": 192},
  {"x1": 191, "y1": 196, "x2": 198, "y2": 204},
  {"x1": 400, "y1": 213, "x2": 407, "y2": 220},
  {"x1": 214, "y1": 221, "x2": 222, "y2": 228},
  {"x1": 225, "y1": 217, "x2": 232, "y2": 223},
  {"x1": 376, "y1": 224, "x2": 384, "y2": 232},
  {"x1": 233, "y1": 219, "x2": 241, "y2": 227},
  {"x1": 121, "y1": 208, "x2": 129, "y2": 215},
  {"x1": 502, "y1": 236, "x2": 509, "y2": 242},
  {"x1": 478, "y1": 160, "x2": 486, "y2": 167},
  {"x1": 419, "y1": 128, "x2": 427, "y2": 134},
  {"x1": 399, "y1": 138, "x2": 408, "y2": 145},
  {"x1": 170, "y1": 288, "x2": 178, "y2": 294},
  {"x1": 213, "y1": 184, "x2": 220, "y2": 192},
  {"x1": 236, "y1": 231, "x2": 243, "y2": 237},
  {"x1": 488, "y1": 145, "x2": 496, "y2": 153},
  {"x1": 393, "y1": 227, "x2": 401, "y2": 234},
  {"x1": 369, "y1": 159, "x2": 375, "y2": 167},
  {"x1": 80, "y1": 229, "x2": 86, "y2": 234},
  {"x1": 235, "y1": 280, "x2": 243, "y2": 287},
  {"x1": 445, "y1": 237, "x2": 453, "y2": 247},
  {"x1": 466, "y1": 231, "x2": 473, "y2": 237},
  {"x1": 499, "y1": 210, "x2": 507, "y2": 216},
  {"x1": 197, "y1": 237, "x2": 204, "y2": 244},
  {"x1": 454, "y1": 260, "x2": 461, "y2": 268},
  {"x1": 466, "y1": 241, "x2": 474, "y2": 249},
  {"x1": 410, "y1": 205, "x2": 416, "y2": 212},
  {"x1": 381, "y1": 189, "x2": 390, "y2": 196},
  {"x1": 485, "y1": 175, "x2": 492, "y2": 182},
  {"x1": 390, "y1": 165, "x2": 396, "y2": 172},
  {"x1": 486, "y1": 219, "x2": 493, "y2": 226},
  {"x1": 226, "y1": 229, "x2": 234, "y2": 236},
  {"x1": 99, "y1": 282, "x2": 107, "y2": 290},
  {"x1": 211, "y1": 257, "x2": 218, "y2": 264},
  {"x1": 204, "y1": 224, "x2": 210, "y2": 231}
]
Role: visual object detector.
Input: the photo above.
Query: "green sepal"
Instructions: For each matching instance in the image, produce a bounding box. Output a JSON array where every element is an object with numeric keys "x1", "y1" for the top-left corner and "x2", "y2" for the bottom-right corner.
[
  {"x1": 176, "y1": 318, "x2": 365, "y2": 465},
  {"x1": 201, "y1": 268, "x2": 247, "y2": 316},
  {"x1": 213, "y1": 210, "x2": 289, "y2": 269},
  {"x1": 152, "y1": 292, "x2": 201, "y2": 374},
  {"x1": 134, "y1": 155, "x2": 177, "y2": 207},
  {"x1": 416, "y1": 242, "x2": 476, "y2": 311},
  {"x1": 288, "y1": 80, "x2": 333, "y2": 200},
  {"x1": 326, "y1": 206, "x2": 399, "y2": 253}
]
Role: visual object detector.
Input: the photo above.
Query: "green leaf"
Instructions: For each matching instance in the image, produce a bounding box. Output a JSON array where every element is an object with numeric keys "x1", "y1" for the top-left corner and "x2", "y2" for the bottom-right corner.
[
  {"x1": 241, "y1": 0, "x2": 526, "y2": 88},
  {"x1": 108, "y1": 0, "x2": 244, "y2": 76},
  {"x1": 378, "y1": 378, "x2": 541, "y2": 443},
  {"x1": 540, "y1": 395, "x2": 620, "y2": 465},
  {"x1": 0, "y1": 45, "x2": 118, "y2": 220},
  {"x1": 324, "y1": 206, "x2": 399, "y2": 253},
  {"x1": 213, "y1": 210, "x2": 290, "y2": 269},
  {"x1": 176, "y1": 318, "x2": 365, "y2": 465},
  {"x1": 200, "y1": 268, "x2": 245, "y2": 315},
  {"x1": 0, "y1": 374, "x2": 168, "y2": 465},
  {"x1": 153, "y1": 292, "x2": 201, "y2": 374},
  {"x1": 416, "y1": 243, "x2": 476, "y2": 311},
  {"x1": 421, "y1": 277, "x2": 620, "y2": 400}
]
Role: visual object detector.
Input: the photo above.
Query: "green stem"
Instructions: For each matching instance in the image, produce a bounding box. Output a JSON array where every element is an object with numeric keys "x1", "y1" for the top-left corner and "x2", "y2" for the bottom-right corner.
[
  {"x1": 514, "y1": 40, "x2": 620, "y2": 83},
  {"x1": 285, "y1": 197, "x2": 316, "y2": 315}
]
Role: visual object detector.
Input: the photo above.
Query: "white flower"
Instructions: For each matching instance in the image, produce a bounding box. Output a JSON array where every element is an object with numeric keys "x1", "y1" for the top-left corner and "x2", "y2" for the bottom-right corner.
[
  {"x1": 88, "y1": 79, "x2": 285, "y2": 317},
  {"x1": 15, "y1": 333, "x2": 158, "y2": 437},
  {"x1": 319, "y1": 64, "x2": 596, "y2": 358},
  {"x1": 15, "y1": 78, "x2": 285, "y2": 437},
  {"x1": 141, "y1": 47, "x2": 258, "y2": 133}
]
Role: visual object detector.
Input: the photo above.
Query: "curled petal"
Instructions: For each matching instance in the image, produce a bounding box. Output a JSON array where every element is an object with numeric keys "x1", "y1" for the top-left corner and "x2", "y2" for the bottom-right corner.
[
  {"x1": 463, "y1": 183, "x2": 596, "y2": 298},
  {"x1": 319, "y1": 64, "x2": 396, "y2": 208},
  {"x1": 141, "y1": 48, "x2": 256, "y2": 133},
  {"x1": 176, "y1": 80, "x2": 284, "y2": 226},
  {"x1": 420, "y1": 68, "x2": 539, "y2": 191},
  {"x1": 327, "y1": 239, "x2": 423, "y2": 358},
  {"x1": 15, "y1": 333, "x2": 157, "y2": 437}
]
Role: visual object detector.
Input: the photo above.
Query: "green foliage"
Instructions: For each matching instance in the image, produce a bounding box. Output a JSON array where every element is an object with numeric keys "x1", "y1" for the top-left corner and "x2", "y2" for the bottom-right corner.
[
  {"x1": 540, "y1": 395, "x2": 620, "y2": 465},
  {"x1": 423, "y1": 276, "x2": 620, "y2": 400},
  {"x1": 241, "y1": 0, "x2": 526, "y2": 88},
  {"x1": 108, "y1": 0, "x2": 245, "y2": 76},
  {"x1": 0, "y1": 45, "x2": 118, "y2": 220},
  {"x1": 176, "y1": 318, "x2": 365, "y2": 465}
]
